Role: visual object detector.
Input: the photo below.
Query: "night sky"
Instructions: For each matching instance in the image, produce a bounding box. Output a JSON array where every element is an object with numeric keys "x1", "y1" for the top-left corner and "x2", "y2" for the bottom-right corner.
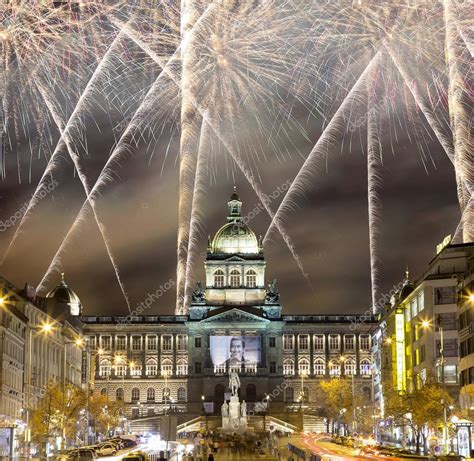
[{"x1": 0, "y1": 49, "x2": 460, "y2": 317}]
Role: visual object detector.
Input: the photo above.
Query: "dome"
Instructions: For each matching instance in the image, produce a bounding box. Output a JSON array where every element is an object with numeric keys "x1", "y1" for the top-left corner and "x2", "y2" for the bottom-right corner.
[
  {"x1": 212, "y1": 222, "x2": 260, "y2": 254},
  {"x1": 46, "y1": 273, "x2": 82, "y2": 315}
]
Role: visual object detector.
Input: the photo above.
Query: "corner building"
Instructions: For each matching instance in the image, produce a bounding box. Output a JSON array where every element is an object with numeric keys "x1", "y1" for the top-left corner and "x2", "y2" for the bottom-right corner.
[{"x1": 82, "y1": 190, "x2": 377, "y2": 430}]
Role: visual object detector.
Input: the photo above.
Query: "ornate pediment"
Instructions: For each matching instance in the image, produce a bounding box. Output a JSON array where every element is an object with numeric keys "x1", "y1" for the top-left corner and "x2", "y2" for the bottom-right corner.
[
  {"x1": 224, "y1": 255, "x2": 246, "y2": 262},
  {"x1": 200, "y1": 307, "x2": 270, "y2": 324}
]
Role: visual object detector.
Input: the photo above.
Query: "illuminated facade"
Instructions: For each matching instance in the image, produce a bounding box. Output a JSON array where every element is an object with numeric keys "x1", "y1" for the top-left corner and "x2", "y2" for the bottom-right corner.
[
  {"x1": 374, "y1": 242, "x2": 474, "y2": 411},
  {"x1": 81, "y1": 190, "x2": 377, "y2": 431}
]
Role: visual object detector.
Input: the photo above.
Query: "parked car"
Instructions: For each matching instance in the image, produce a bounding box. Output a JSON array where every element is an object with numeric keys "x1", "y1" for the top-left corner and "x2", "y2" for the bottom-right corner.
[
  {"x1": 122, "y1": 452, "x2": 148, "y2": 461},
  {"x1": 66, "y1": 448, "x2": 98, "y2": 461},
  {"x1": 95, "y1": 442, "x2": 118, "y2": 457}
]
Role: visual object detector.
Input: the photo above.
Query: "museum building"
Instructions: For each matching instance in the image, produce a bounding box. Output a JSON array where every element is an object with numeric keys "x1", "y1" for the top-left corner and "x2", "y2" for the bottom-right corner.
[{"x1": 81, "y1": 190, "x2": 377, "y2": 427}]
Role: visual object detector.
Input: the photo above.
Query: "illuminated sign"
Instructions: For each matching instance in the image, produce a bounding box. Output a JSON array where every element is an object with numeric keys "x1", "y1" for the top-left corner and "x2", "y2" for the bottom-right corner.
[
  {"x1": 395, "y1": 311, "x2": 406, "y2": 392},
  {"x1": 436, "y1": 234, "x2": 452, "y2": 254}
]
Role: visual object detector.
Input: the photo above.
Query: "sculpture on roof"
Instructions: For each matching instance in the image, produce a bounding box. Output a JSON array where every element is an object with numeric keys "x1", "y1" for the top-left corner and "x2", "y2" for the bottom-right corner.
[{"x1": 265, "y1": 278, "x2": 279, "y2": 303}]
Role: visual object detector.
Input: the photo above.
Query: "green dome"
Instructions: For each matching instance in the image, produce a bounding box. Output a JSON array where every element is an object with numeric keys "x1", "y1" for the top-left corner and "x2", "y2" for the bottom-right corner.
[{"x1": 211, "y1": 222, "x2": 259, "y2": 254}]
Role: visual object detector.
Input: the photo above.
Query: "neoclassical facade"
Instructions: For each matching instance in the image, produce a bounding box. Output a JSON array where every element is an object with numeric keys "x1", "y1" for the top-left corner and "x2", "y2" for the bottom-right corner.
[{"x1": 82, "y1": 190, "x2": 377, "y2": 425}]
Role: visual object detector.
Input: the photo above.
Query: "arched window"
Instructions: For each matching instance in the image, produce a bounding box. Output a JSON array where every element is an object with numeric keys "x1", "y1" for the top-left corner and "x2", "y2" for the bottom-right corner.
[
  {"x1": 214, "y1": 270, "x2": 225, "y2": 288},
  {"x1": 177, "y1": 387, "x2": 186, "y2": 402},
  {"x1": 298, "y1": 358, "x2": 310, "y2": 376},
  {"x1": 99, "y1": 359, "x2": 110, "y2": 377},
  {"x1": 116, "y1": 388, "x2": 124, "y2": 401},
  {"x1": 162, "y1": 387, "x2": 170, "y2": 402},
  {"x1": 161, "y1": 359, "x2": 173, "y2": 376},
  {"x1": 360, "y1": 359, "x2": 371, "y2": 376},
  {"x1": 229, "y1": 269, "x2": 241, "y2": 288},
  {"x1": 284, "y1": 386, "x2": 294, "y2": 402},
  {"x1": 146, "y1": 358, "x2": 158, "y2": 376},
  {"x1": 100, "y1": 388, "x2": 107, "y2": 396},
  {"x1": 314, "y1": 358, "x2": 325, "y2": 376},
  {"x1": 283, "y1": 358, "x2": 294, "y2": 376},
  {"x1": 329, "y1": 360, "x2": 340, "y2": 376},
  {"x1": 363, "y1": 386, "x2": 371, "y2": 400},
  {"x1": 344, "y1": 358, "x2": 356, "y2": 376},
  {"x1": 147, "y1": 388, "x2": 155, "y2": 401},
  {"x1": 246, "y1": 383, "x2": 257, "y2": 402},
  {"x1": 131, "y1": 387, "x2": 140, "y2": 402},
  {"x1": 177, "y1": 358, "x2": 188, "y2": 376},
  {"x1": 246, "y1": 270, "x2": 257, "y2": 288}
]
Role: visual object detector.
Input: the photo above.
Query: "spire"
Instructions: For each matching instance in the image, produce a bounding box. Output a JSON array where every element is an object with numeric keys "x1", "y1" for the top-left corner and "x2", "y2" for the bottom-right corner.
[
  {"x1": 60, "y1": 271, "x2": 66, "y2": 285},
  {"x1": 227, "y1": 186, "x2": 242, "y2": 222}
]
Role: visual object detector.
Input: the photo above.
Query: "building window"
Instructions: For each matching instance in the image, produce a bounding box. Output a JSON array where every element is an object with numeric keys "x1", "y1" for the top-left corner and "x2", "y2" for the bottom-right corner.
[
  {"x1": 360, "y1": 335, "x2": 371, "y2": 351},
  {"x1": 177, "y1": 359, "x2": 188, "y2": 376},
  {"x1": 195, "y1": 337, "x2": 202, "y2": 348},
  {"x1": 328, "y1": 335, "x2": 340, "y2": 351},
  {"x1": 314, "y1": 359, "x2": 325, "y2": 375},
  {"x1": 214, "y1": 270, "x2": 225, "y2": 288},
  {"x1": 283, "y1": 358, "x2": 294, "y2": 376},
  {"x1": 269, "y1": 337, "x2": 276, "y2": 347},
  {"x1": 437, "y1": 313, "x2": 457, "y2": 331},
  {"x1": 299, "y1": 335, "x2": 309, "y2": 350},
  {"x1": 177, "y1": 387, "x2": 186, "y2": 402},
  {"x1": 99, "y1": 359, "x2": 110, "y2": 377},
  {"x1": 360, "y1": 359, "x2": 371, "y2": 376},
  {"x1": 246, "y1": 270, "x2": 257, "y2": 287},
  {"x1": 148, "y1": 408, "x2": 155, "y2": 416},
  {"x1": 131, "y1": 388, "x2": 140, "y2": 402},
  {"x1": 100, "y1": 388, "x2": 107, "y2": 396},
  {"x1": 269, "y1": 361, "x2": 276, "y2": 373},
  {"x1": 344, "y1": 335, "x2": 355, "y2": 351},
  {"x1": 161, "y1": 359, "x2": 173, "y2": 376},
  {"x1": 162, "y1": 387, "x2": 170, "y2": 402},
  {"x1": 442, "y1": 365, "x2": 458, "y2": 384},
  {"x1": 100, "y1": 336, "x2": 111, "y2": 351},
  {"x1": 329, "y1": 360, "x2": 340, "y2": 376},
  {"x1": 284, "y1": 387, "x2": 294, "y2": 402},
  {"x1": 130, "y1": 364, "x2": 142, "y2": 377},
  {"x1": 344, "y1": 359, "x2": 356, "y2": 375},
  {"x1": 314, "y1": 335, "x2": 325, "y2": 351},
  {"x1": 283, "y1": 334, "x2": 294, "y2": 351},
  {"x1": 115, "y1": 365, "x2": 126, "y2": 377},
  {"x1": 436, "y1": 338, "x2": 458, "y2": 357},
  {"x1": 131, "y1": 336, "x2": 142, "y2": 351},
  {"x1": 229, "y1": 269, "x2": 241, "y2": 288},
  {"x1": 88, "y1": 336, "x2": 96, "y2": 350},
  {"x1": 147, "y1": 336, "x2": 157, "y2": 350},
  {"x1": 195, "y1": 362, "x2": 202, "y2": 374},
  {"x1": 132, "y1": 407, "x2": 139, "y2": 418},
  {"x1": 147, "y1": 388, "x2": 155, "y2": 402},
  {"x1": 434, "y1": 286, "x2": 456, "y2": 305},
  {"x1": 146, "y1": 359, "x2": 158, "y2": 376},
  {"x1": 298, "y1": 358, "x2": 310, "y2": 375},
  {"x1": 177, "y1": 334, "x2": 187, "y2": 351},
  {"x1": 162, "y1": 335, "x2": 172, "y2": 351},
  {"x1": 115, "y1": 336, "x2": 126, "y2": 351}
]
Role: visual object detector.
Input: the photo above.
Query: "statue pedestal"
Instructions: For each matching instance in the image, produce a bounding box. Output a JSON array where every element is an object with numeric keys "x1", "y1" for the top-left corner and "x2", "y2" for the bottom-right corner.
[{"x1": 221, "y1": 396, "x2": 248, "y2": 433}]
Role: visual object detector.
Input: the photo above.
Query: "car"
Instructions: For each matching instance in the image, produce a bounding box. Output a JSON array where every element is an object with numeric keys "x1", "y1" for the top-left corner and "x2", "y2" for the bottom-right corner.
[
  {"x1": 122, "y1": 452, "x2": 148, "y2": 461},
  {"x1": 66, "y1": 448, "x2": 98, "y2": 461},
  {"x1": 93, "y1": 442, "x2": 117, "y2": 457}
]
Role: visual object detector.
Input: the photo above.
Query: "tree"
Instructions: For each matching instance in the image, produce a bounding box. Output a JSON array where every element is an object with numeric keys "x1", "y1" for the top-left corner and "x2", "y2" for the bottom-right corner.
[
  {"x1": 319, "y1": 378, "x2": 354, "y2": 433},
  {"x1": 88, "y1": 393, "x2": 124, "y2": 437},
  {"x1": 30, "y1": 380, "x2": 87, "y2": 455},
  {"x1": 384, "y1": 379, "x2": 453, "y2": 454}
]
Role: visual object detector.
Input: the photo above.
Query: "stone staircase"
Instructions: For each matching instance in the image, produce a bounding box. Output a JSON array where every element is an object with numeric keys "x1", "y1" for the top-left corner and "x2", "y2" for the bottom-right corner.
[{"x1": 303, "y1": 414, "x2": 327, "y2": 433}]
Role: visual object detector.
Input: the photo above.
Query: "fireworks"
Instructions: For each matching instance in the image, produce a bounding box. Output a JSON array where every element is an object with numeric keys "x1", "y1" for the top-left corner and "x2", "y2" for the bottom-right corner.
[{"x1": 0, "y1": 0, "x2": 471, "y2": 314}]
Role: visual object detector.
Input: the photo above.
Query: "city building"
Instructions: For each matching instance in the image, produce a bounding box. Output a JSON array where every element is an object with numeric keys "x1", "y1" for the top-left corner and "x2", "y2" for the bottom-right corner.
[
  {"x1": 82, "y1": 190, "x2": 377, "y2": 431},
  {"x1": 0, "y1": 275, "x2": 84, "y2": 456},
  {"x1": 373, "y1": 240, "x2": 474, "y2": 451}
]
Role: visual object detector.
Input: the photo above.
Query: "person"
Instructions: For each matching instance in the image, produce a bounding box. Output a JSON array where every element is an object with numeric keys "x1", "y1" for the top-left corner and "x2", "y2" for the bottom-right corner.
[
  {"x1": 220, "y1": 337, "x2": 252, "y2": 368},
  {"x1": 208, "y1": 453, "x2": 214, "y2": 461}
]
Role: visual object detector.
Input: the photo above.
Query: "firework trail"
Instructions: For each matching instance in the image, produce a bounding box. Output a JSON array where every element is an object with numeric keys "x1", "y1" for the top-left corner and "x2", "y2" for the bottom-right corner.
[
  {"x1": 367, "y1": 69, "x2": 383, "y2": 314},
  {"x1": 183, "y1": 114, "x2": 210, "y2": 308},
  {"x1": 443, "y1": 0, "x2": 473, "y2": 242},
  {"x1": 36, "y1": 61, "x2": 174, "y2": 300},
  {"x1": 264, "y1": 52, "x2": 383, "y2": 245},
  {"x1": 1, "y1": 30, "x2": 125, "y2": 265}
]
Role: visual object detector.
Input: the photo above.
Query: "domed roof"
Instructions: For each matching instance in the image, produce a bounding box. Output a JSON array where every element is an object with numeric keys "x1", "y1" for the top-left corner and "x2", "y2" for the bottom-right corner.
[
  {"x1": 46, "y1": 273, "x2": 81, "y2": 305},
  {"x1": 212, "y1": 221, "x2": 259, "y2": 254}
]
